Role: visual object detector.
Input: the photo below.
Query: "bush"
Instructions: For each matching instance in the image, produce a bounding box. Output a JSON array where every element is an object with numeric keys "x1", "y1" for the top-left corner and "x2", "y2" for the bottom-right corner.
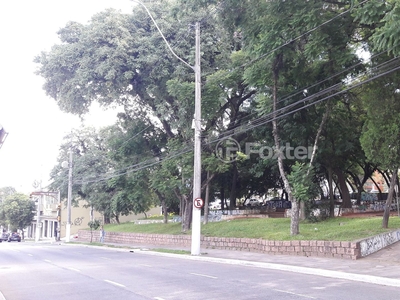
[{"x1": 305, "y1": 200, "x2": 330, "y2": 223}]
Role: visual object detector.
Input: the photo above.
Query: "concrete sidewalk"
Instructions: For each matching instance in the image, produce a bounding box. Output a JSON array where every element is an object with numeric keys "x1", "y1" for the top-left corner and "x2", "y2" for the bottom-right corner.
[{"x1": 66, "y1": 240, "x2": 400, "y2": 288}]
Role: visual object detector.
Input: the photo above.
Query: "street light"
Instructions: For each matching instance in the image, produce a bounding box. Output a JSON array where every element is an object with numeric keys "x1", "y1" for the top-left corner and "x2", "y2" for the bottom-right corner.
[
  {"x1": 61, "y1": 146, "x2": 73, "y2": 242},
  {"x1": 0, "y1": 124, "x2": 8, "y2": 150},
  {"x1": 133, "y1": 1, "x2": 202, "y2": 255}
]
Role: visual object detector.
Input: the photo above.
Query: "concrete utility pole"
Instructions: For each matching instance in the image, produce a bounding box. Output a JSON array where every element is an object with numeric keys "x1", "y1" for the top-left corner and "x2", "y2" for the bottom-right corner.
[
  {"x1": 66, "y1": 147, "x2": 73, "y2": 242},
  {"x1": 57, "y1": 190, "x2": 61, "y2": 241},
  {"x1": 62, "y1": 146, "x2": 73, "y2": 242},
  {"x1": 35, "y1": 196, "x2": 41, "y2": 242},
  {"x1": 133, "y1": 1, "x2": 203, "y2": 256},
  {"x1": 191, "y1": 22, "x2": 202, "y2": 256}
]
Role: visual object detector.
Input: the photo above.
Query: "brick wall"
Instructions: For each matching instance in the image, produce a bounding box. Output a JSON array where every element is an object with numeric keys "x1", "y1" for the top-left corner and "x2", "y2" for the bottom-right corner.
[{"x1": 77, "y1": 230, "x2": 361, "y2": 260}]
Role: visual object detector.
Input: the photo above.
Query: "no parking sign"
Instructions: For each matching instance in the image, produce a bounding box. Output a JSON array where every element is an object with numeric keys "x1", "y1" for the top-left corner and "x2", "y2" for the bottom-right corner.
[{"x1": 193, "y1": 197, "x2": 204, "y2": 209}]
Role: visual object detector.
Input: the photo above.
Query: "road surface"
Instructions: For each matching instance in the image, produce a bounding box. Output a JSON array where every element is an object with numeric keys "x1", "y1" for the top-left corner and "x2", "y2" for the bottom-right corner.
[{"x1": 0, "y1": 242, "x2": 399, "y2": 299}]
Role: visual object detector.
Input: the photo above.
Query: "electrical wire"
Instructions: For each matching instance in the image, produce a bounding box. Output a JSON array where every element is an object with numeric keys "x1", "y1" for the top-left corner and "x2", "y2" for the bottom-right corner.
[
  {"x1": 69, "y1": 0, "x2": 391, "y2": 184},
  {"x1": 74, "y1": 57, "x2": 400, "y2": 185},
  {"x1": 203, "y1": 57, "x2": 400, "y2": 146}
]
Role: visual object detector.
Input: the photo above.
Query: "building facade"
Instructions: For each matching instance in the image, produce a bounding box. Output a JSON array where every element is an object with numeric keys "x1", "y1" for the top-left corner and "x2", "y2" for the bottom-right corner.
[{"x1": 27, "y1": 189, "x2": 161, "y2": 241}]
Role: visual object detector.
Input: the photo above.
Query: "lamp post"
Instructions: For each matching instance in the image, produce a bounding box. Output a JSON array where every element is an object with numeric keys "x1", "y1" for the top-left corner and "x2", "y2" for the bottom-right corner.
[
  {"x1": 62, "y1": 146, "x2": 73, "y2": 242},
  {"x1": 0, "y1": 124, "x2": 8, "y2": 150},
  {"x1": 35, "y1": 195, "x2": 41, "y2": 242},
  {"x1": 133, "y1": 1, "x2": 202, "y2": 255}
]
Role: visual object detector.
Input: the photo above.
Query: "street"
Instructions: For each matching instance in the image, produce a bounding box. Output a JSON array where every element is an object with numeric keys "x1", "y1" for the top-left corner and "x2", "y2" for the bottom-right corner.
[{"x1": 0, "y1": 242, "x2": 399, "y2": 300}]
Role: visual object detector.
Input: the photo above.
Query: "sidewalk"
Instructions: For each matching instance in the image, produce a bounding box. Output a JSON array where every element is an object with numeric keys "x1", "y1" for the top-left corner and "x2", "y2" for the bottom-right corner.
[{"x1": 68, "y1": 240, "x2": 400, "y2": 288}]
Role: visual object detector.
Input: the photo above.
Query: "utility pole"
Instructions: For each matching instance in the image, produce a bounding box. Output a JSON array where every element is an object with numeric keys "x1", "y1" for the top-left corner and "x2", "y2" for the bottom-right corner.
[
  {"x1": 65, "y1": 147, "x2": 73, "y2": 242},
  {"x1": 132, "y1": 1, "x2": 203, "y2": 255},
  {"x1": 57, "y1": 190, "x2": 61, "y2": 241},
  {"x1": 35, "y1": 196, "x2": 41, "y2": 242},
  {"x1": 191, "y1": 22, "x2": 202, "y2": 256}
]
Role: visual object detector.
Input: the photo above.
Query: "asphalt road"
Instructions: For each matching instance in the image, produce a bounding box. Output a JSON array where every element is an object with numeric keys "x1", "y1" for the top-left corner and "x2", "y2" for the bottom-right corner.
[{"x1": 0, "y1": 242, "x2": 399, "y2": 300}]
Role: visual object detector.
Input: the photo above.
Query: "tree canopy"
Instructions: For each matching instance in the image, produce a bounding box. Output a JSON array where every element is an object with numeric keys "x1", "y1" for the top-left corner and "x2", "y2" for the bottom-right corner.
[
  {"x1": 36, "y1": 0, "x2": 400, "y2": 232},
  {"x1": 1, "y1": 193, "x2": 35, "y2": 234}
]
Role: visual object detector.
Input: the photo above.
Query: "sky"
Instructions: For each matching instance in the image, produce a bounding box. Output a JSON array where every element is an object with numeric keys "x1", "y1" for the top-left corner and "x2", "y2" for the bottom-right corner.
[{"x1": 0, "y1": 0, "x2": 136, "y2": 194}]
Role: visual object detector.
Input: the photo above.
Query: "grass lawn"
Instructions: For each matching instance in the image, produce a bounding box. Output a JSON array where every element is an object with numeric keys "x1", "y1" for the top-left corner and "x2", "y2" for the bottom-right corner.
[{"x1": 103, "y1": 216, "x2": 400, "y2": 241}]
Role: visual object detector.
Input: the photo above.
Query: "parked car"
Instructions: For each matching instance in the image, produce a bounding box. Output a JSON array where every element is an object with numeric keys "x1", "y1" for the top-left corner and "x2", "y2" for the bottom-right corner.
[
  {"x1": 210, "y1": 200, "x2": 221, "y2": 210},
  {"x1": 244, "y1": 198, "x2": 262, "y2": 207},
  {"x1": 0, "y1": 233, "x2": 9, "y2": 242},
  {"x1": 8, "y1": 233, "x2": 21, "y2": 242}
]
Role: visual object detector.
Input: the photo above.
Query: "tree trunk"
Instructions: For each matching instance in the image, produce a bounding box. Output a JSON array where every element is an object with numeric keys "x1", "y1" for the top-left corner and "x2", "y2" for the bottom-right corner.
[
  {"x1": 333, "y1": 168, "x2": 352, "y2": 208},
  {"x1": 104, "y1": 215, "x2": 110, "y2": 224},
  {"x1": 299, "y1": 95, "x2": 331, "y2": 221},
  {"x1": 328, "y1": 167, "x2": 335, "y2": 217},
  {"x1": 163, "y1": 204, "x2": 169, "y2": 224},
  {"x1": 155, "y1": 191, "x2": 168, "y2": 224},
  {"x1": 229, "y1": 164, "x2": 238, "y2": 210},
  {"x1": 382, "y1": 168, "x2": 398, "y2": 228},
  {"x1": 290, "y1": 200, "x2": 300, "y2": 234},
  {"x1": 182, "y1": 194, "x2": 192, "y2": 232},
  {"x1": 220, "y1": 187, "x2": 225, "y2": 210},
  {"x1": 271, "y1": 54, "x2": 299, "y2": 235}
]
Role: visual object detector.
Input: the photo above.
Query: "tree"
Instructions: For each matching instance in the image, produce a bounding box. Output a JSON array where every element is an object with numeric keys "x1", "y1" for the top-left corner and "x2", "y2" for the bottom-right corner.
[
  {"x1": 215, "y1": 0, "x2": 363, "y2": 234},
  {"x1": 48, "y1": 126, "x2": 157, "y2": 224},
  {"x1": 2, "y1": 193, "x2": 35, "y2": 238},
  {"x1": 35, "y1": 1, "x2": 255, "y2": 231},
  {"x1": 0, "y1": 186, "x2": 16, "y2": 201},
  {"x1": 359, "y1": 61, "x2": 400, "y2": 228},
  {"x1": 88, "y1": 219, "x2": 101, "y2": 243},
  {"x1": 0, "y1": 186, "x2": 17, "y2": 227}
]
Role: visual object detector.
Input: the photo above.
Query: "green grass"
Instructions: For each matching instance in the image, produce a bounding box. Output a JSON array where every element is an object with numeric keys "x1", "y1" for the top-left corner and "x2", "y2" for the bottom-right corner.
[
  {"x1": 103, "y1": 216, "x2": 400, "y2": 241},
  {"x1": 105, "y1": 222, "x2": 183, "y2": 234},
  {"x1": 151, "y1": 248, "x2": 191, "y2": 255}
]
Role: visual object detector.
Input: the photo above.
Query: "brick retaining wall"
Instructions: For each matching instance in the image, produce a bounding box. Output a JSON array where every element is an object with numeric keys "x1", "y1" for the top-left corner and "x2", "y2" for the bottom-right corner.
[{"x1": 77, "y1": 230, "x2": 361, "y2": 260}]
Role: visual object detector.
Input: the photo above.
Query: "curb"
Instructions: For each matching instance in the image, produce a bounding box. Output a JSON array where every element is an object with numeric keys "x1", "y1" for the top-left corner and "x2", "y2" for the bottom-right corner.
[
  {"x1": 137, "y1": 250, "x2": 400, "y2": 288},
  {"x1": 63, "y1": 242, "x2": 400, "y2": 288}
]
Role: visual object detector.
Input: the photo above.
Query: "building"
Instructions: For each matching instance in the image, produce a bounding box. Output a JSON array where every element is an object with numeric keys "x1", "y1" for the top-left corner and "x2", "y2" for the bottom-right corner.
[
  {"x1": 27, "y1": 189, "x2": 161, "y2": 241},
  {"x1": 27, "y1": 191, "x2": 60, "y2": 240}
]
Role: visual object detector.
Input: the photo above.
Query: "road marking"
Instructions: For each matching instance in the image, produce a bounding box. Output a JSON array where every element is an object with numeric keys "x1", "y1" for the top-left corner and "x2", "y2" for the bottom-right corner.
[
  {"x1": 67, "y1": 267, "x2": 81, "y2": 272},
  {"x1": 100, "y1": 257, "x2": 111, "y2": 260},
  {"x1": 44, "y1": 259, "x2": 52, "y2": 263},
  {"x1": 154, "y1": 297, "x2": 165, "y2": 300},
  {"x1": 137, "y1": 251, "x2": 400, "y2": 288},
  {"x1": 138, "y1": 264, "x2": 152, "y2": 267},
  {"x1": 0, "y1": 290, "x2": 6, "y2": 300},
  {"x1": 104, "y1": 279, "x2": 125, "y2": 288},
  {"x1": 273, "y1": 289, "x2": 316, "y2": 299},
  {"x1": 28, "y1": 254, "x2": 33, "y2": 256},
  {"x1": 190, "y1": 272, "x2": 217, "y2": 279}
]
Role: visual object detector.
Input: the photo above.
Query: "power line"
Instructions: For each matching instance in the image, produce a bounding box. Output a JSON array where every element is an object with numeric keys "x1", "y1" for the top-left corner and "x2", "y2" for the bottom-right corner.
[
  {"x1": 74, "y1": 56, "x2": 400, "y2": 185},
  {"x1": 67, "y1": 0, "x2": 384, "y2": 184},
  {"x1": 198, "y1": 0, "x2": 375, "y2": 130},
  {"x1": 203, "y1": 57, "x2": 400, "y2": 146},
  {"x1": 72, "y1": 53, "x2": 400, "y2": 184},
  {"x1": 237, "y1": 0, "x2": 371, "y2": 71},
  {"x1": 203, "y1": 49, "x2": 400, "y2": 141}
]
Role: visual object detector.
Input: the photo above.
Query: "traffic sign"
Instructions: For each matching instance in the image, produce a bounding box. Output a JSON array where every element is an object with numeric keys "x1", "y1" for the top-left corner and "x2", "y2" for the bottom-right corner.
[{"x1": 193, "y1": 197, "x2": 204, "y2": 209}]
